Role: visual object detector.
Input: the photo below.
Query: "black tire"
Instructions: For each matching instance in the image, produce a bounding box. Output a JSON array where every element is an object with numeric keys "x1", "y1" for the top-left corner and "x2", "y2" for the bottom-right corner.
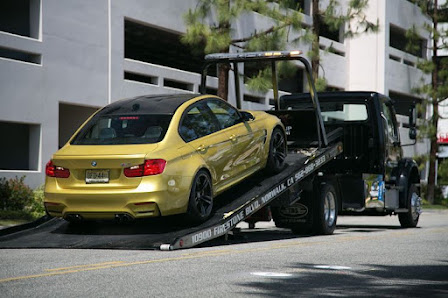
[
  {"x1": 314, "y1": 183, "x2": 338, "y2": 235},
  {"x1": 266, "y1": 127, "x2": 287, "y2": 174},
  {"x1": 398, "y1": 184, "x2": 421, "y2": 228},
  {"x1": 186, "y1": 170, "x2": 213, "y2": 223}
]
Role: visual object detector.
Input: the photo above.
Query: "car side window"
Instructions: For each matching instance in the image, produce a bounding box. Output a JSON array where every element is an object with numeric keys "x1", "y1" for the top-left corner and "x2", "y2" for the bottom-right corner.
[
  {"x1": 179, "y1": 103, "x2": 219, "y2": 142},
  {"x1": 206, "y1": 100, "x2": 242, "y2": 129}
]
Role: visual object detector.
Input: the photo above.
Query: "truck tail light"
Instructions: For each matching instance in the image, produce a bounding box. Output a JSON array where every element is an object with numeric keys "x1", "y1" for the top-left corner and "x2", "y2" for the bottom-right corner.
[
  {"x1": 124, "y1": 159, "x2": 166, "y2": 177},
  {"x1": 45, "y1": 160, "x2": 70, "y2": 178}
]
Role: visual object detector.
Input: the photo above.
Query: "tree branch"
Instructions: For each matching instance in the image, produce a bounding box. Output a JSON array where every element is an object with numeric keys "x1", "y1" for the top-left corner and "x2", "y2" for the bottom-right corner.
[{"x1": 231, "y1": 23, "x2": 288, "y2": 44}]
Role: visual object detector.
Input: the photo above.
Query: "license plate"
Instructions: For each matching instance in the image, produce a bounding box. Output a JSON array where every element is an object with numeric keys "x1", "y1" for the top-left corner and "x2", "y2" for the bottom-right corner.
[{"x1": 86, "y1": 169, "x2": 110, "y2": 184}]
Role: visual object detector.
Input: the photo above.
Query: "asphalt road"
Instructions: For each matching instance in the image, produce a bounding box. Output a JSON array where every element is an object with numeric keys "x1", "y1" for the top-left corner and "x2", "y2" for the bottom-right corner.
[{"x1": 0, "y1": 210, "x2": 447, "y2": 297}]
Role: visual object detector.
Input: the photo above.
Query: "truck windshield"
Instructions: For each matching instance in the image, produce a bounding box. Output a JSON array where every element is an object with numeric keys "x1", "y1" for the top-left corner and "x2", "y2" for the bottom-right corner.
[
  {"x1": 71, "y1": 114, "x2": 172, "y2": 145},
  {"x1": 321, "y1": 103, "x2": 368, "y2": 123}
]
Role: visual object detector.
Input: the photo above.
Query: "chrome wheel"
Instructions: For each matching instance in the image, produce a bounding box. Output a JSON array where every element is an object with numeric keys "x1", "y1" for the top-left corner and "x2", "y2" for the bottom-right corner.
[
  {"x1": 399, "y1": 184, "x2": 420, "y2": 228},
  {"x1": 410, "y1": 191, "x2": 422, "y2": 221},
  {"x1": 324, "y1": 191, "x2": 336, "y2": 227}
]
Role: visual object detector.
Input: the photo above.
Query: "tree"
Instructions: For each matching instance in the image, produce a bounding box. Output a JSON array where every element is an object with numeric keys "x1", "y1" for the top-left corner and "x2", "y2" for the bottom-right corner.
[
  {"x1": 182, "y1": 0, "x2": 377, "y2": 99},
  {"x1": 314, "y1": 0, "x2": 378, "y2": 88},
  {"x1": 182, "y1": 0, "x2": 303, "y2": 100},
  {"x1": 408, "y1": 0, "x2": 448, "y2": 204}
]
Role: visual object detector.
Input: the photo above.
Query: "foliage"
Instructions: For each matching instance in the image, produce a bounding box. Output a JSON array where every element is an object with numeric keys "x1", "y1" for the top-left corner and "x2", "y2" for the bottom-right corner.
[
  {"x1": 0, "y1": 177, "x2": 45, "y2": 220},
  {"x1": 420, "y1": 183, "x2": 446, "y2": 205},
  {"x1": 0, "y1": 176, "x2": 33, "y2": 211},
  {"x1": 182, "y1": 0, "x2": 377, "y2": 99},
  {"x1": 323, "y1": 0, "x2": 378, "y2": 38},
  {"x1": 31, "y1": 185, "x2": 46, "y2": 218},
  {"x1": 0, "y1": 177, "x2": 9, "y2": 211},
  {"x1": 182, "y1": 0, "x2": 304, "y2": 54},
  {"x1": 408, "y1": 1, "x2": 448, "y2": 203},
  {"x1": 438, "y1": 159, "x2": 448, "y2": 185}
]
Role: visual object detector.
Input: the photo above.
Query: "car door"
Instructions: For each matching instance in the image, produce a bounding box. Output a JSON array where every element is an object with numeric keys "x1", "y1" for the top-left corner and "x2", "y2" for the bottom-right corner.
[
  {"x1": 178, "y1": 101, "x2": 234, "y2": 190},
  {"x1": 205, "y1": 99, "x2": 264, "y2": 183}
]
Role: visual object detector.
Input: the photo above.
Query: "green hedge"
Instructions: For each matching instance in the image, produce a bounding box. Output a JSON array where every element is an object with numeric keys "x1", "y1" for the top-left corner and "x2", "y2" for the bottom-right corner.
[{"x1": 0, "y1": 176, "x2": 45, "y2": 220}]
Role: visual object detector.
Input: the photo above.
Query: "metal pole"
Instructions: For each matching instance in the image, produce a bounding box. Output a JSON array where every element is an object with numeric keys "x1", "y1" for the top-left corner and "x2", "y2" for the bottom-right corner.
[
  {"x1": 272, "y1": 61, "x2": 279, "y2": 111},
  {"x1": 298, "y1": 57, "x2": 328, "y2": 147},
  {"x1": 233, "y1": 62, "x2": 242, "y2": 109}
]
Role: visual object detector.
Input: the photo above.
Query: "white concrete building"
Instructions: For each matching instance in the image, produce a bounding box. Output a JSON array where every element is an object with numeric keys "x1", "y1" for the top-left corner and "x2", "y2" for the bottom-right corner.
[{"x1": 0, "y1": 0, "x2": 432, "y2": 188}]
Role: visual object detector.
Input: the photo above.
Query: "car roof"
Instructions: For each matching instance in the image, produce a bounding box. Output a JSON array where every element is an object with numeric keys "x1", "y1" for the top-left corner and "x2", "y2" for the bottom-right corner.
[{"x1": 100, "y1": 94, "x2": 201, "y2": 115}]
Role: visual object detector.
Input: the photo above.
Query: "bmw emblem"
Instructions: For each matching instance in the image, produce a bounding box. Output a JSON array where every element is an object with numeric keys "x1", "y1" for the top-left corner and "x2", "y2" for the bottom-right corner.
[{"x1": 91, "y1": 161, "x2": 97, "y2": 167}]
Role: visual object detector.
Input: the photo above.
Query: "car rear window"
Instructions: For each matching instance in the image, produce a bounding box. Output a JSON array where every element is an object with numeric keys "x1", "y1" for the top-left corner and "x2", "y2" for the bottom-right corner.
[{"x1": 71, "y1": 114, "x2": 172, "y2": 145}]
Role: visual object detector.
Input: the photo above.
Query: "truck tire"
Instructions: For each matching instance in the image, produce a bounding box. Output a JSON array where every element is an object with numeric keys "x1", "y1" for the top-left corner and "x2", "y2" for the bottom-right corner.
[
  {"x1": 398, "y1": 184, "x2": 421, "y2": 228},
  {"x1": 265, "y1": 128, "x2": 287, "y2": 174},
  {"x1": 186, "y1": 170, "x2": 213, "y2": 223},
  {"x1": 314, "y1": 183, "x2": 338, "y2": 235}
]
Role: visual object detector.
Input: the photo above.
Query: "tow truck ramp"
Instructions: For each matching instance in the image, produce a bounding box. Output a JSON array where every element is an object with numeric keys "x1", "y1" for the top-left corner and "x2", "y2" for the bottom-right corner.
[{"x1": 0, "y1": 142, "x2": 342, "y2": 250}]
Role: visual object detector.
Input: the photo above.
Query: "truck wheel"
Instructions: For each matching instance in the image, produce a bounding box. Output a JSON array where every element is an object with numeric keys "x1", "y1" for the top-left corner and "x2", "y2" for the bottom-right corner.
[
  {"x1": 398, "y1": 184, "x2": 421, "y2": 228},
  {"x1": 314, "y1": 183, "x2": 338, "y2": 235},
  {"x1": 266, "y1": 128, "x2": 287, "y2": 174},
  {"x1": 187, "y1": 170, "x2": 213, "y2": 223}
]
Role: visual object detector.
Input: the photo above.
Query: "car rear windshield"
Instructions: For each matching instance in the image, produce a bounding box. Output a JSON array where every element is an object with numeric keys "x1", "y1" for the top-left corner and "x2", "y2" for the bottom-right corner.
[{"x1": 71, "y1": 114, "x2": 172, "y2": 145}]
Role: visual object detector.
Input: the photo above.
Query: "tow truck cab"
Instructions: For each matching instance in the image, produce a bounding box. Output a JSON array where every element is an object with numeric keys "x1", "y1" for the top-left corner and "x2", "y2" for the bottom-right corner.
[{"x1": 278, "y1": 91, "x2": 421, "y2": 226}]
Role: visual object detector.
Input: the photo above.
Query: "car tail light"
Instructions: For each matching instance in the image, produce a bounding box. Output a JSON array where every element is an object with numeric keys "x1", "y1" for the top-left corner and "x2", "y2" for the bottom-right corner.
[
  {"x1": 45, "y1": 160, "x2": 70, "y2": 178},
  {"x1": 124, "y1": 159, "x2": 166, "y2": 177}
]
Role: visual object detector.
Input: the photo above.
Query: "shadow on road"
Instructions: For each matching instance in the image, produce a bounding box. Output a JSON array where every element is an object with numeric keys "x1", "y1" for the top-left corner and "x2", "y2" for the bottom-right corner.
[{"x1": 237, "y1": 262, "x2": 448, "y2": 297}]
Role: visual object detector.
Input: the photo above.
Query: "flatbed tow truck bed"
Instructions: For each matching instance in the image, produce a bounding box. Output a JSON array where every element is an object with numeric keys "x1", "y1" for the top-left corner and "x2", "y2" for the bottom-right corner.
[{"x1": 0, "y1": 142, "x2": 342, "y2": 250}]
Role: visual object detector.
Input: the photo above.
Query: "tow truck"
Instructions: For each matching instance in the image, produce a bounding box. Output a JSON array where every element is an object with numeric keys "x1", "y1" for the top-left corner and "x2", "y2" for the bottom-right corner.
[{"x1": 0, "y1": 50, "x2": 421, "y2": 250}]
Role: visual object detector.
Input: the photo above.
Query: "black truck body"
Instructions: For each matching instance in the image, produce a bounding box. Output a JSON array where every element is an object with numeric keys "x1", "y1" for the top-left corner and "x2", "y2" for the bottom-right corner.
[{"x1": 270, "y1": 91, "x2": 422, "y2": 232}]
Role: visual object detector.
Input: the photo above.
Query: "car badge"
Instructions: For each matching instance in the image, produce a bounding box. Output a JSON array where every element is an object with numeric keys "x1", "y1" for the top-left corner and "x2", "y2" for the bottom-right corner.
[{"x1": 91, "y1": 161, "x2": 97, "y2": 167}]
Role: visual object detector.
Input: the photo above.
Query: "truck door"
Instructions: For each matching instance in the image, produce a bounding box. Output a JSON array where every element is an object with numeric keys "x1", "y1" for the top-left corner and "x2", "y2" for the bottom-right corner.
[{"x1": 380, "y1": 98, "x2": 402, "y2": 181}]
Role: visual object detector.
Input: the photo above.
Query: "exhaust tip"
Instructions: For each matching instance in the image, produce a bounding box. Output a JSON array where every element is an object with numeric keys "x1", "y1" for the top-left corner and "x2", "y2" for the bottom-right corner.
[
  {"x1": 114, "y1": 214, "x2": 134, "y2": 224},
  {"x1": 65, "y1": 214, "x2": 83, "y2": 222}
]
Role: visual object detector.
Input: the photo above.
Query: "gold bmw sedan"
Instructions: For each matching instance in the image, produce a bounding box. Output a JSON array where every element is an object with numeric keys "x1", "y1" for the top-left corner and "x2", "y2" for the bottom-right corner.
[{"x1": 44, "y1": 94, "x2": 286, "y2": 223}]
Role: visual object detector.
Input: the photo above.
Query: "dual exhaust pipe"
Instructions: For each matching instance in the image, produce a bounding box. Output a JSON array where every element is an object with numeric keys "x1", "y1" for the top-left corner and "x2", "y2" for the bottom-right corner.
[{"x1": 65, "y1": 213, "x2": 134, "y2": 223}]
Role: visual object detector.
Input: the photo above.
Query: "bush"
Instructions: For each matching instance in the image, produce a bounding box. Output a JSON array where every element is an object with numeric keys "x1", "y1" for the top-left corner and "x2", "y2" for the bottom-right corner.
[
  {"x1": 6, "y1": 176, "x2": 34, "y2": 211},
  {"x1": 0, "y1": 177, "x2": 45, "y2": 220},
  {"x1": 0, "y1": 177, "x2": 10, "y2": 210},
  {"x1": 30, "y1": 185, "x2": 45, "y2": 218},
  {"x1": 420, "y1": 183, "x2": 445, "y2": 205}
]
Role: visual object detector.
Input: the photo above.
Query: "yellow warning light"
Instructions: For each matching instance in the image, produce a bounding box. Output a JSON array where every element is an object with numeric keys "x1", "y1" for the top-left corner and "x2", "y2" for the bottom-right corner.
[
  {"x1": 264, "y1": 52, "x2": 273, "y2": 56},
  {"x1": 290, "y1": 50, "x2": 302, "y2": 56}
]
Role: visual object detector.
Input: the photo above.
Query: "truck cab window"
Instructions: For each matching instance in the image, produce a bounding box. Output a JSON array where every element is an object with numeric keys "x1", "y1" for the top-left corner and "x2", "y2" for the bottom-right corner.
[{"x1": 381, "y1": 101, "x2": 399, "y2": 143}]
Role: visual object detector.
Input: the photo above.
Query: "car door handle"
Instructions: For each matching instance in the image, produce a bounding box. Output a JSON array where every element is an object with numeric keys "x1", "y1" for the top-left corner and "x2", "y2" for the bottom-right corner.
[
  {"x1": 197, "y1": 145, "x2": 207, "y2": 152},
  {"x1": 229, "y1": 134, "x2": 237, "y2": 142}
]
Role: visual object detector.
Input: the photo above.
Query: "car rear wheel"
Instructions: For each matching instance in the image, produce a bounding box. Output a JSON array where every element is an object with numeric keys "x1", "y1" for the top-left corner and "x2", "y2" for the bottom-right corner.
[
  {"x1": 266, "y1": 128, "x2": 287, "y2": 174},
  {"x1": 187, "y1": 170, "x2": 213, "y2": 223}
]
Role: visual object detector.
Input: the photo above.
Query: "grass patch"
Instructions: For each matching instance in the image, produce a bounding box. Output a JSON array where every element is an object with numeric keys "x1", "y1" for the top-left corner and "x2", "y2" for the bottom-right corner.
[{"x1": 422, "y1": 199, "x2": 448, "y2": 209}]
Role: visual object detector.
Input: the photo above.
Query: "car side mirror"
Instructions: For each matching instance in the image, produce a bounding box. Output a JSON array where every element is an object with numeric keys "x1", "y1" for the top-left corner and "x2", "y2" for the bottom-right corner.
[{"x1": 241, "y1": 111, "x2": 255, "y2": 122}]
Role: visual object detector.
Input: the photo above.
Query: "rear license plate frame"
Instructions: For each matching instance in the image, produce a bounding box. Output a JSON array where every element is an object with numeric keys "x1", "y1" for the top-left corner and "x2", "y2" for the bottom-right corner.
[{"x1": 85, "y1": 169, "x2": 110, "y2": 184}]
